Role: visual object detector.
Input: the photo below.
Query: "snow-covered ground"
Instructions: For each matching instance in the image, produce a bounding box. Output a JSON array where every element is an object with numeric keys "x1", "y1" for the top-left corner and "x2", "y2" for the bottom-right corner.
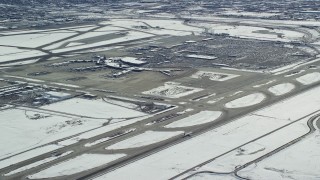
[
  {"x1": 43, "y1": 31, "x2": 118, "y2": 50},
  {"x1": 41, "y1": 98, "x2": 147, "y2": 119},
  {"x1": 179, "y1": 115, "x2": 311, "y2": 178},
  {"x1": 184, "y1": 15, "x2": 320, "y2": 27},
  {"x1": 188, "y1": 173, "x2": 239, "y2": 180},
  {"x1": 186, "y1": 54, "x2": 217, "y2": 60},
  {"x1": 191, "y1": 71, "x2": 239, "y2": 81},
  {"x1": 120, "y1": 57, "x2": 147, "y2": 65},
  {"x1": 238, "y1": 130, "x2": 320, "y2": 180},
  {"x1": 4, "y1": 151, "x2": 73, "y2": 176},
  {"x1": 268, "y1": 83, "x2": 295, "y2": 96},
  {"x1": 225, "y1": 93, "x2": 266, "y2": 108},
  {"x1": 92, "y1": 85, "x2": 320, "y2": 180},
  {"x1": 0, "y1": 25, "x2": 96, "y2": 35},
  {"x1": 51, "y1": 31, "x2": 154, "y2": 54},
  {"x1": 106, "y1": 131, "x2": 183, "y2": 150},
  {"x1": 219, "y1": 11, "x2": 280, "y2": 18},
  {"x1": 191, "y1": 22, "x2": 304, "y2": 42},
  {"x1": 0, "y1": 108, "x2": 101, "y2": 160},
  {"x1": 0, "y1": 145, "x2": 62, "y2": 170},
  {"x1": 0, "y1": 48, "x2": 46, "y2": 63},
  {"x1": 28, "y1": 153, "x2": 126, "y2": 179},
  {"x1": 165, "y1": 111, "x2": 222, "y2": 128},
  {"x1": 0, "y1": 59, "x2": 39, "y2": 67},
  {"x1": 102, "y1": 19, "x2": 204, "y2": 36},
  {"x1": 296, "y1": 72, "x2": 320, "y2": 85},
  {"x1": 142, "y1": 82, "x2": 203, "y2": 98},
  {"x1": 0, "y1": 32, "x2": 77, "y2": 48},
  {"x1": 3, "y1": 75, "x2": 44, "y2": 83},
  {"x1": 49, "y1": 82, "x2": 80, "y2": 88}
]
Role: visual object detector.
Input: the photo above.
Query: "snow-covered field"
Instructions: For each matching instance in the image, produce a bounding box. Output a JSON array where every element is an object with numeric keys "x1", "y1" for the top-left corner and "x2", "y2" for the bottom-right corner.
[
  {"x1": 103, "y1": 19, "x2": 204, "y2": 36},
  {"x1": 186, "y1": 54, "x2": 217, "y2": 60},
  {"x1": 238, "y1": 130, "x2": 320, "y2": 180},
  {"x1": 4, "y1": 151, "x2": 73, "y2": 176},
  {"x1": 106, "y1": 131, "x2": 183, "y2": 150},
  {"x1": 225, "y1": 93, "x2": 266, "y2": 108},
  {"x1": 0, "y1": 32, "x2": 77, "y2": 48},
  {"x1": 0, "y1": 97, "x2": 151, "y2": 165},
  {"x1": 0, "y1": 108, "x2": 98, "y2": 160},
  {"x1": 191, "y1": 71, "x2": 239, "y2": 81},
  {"x1": 49, "y1": 82, "x2": 80, "y2": 88},
  {"x1": 268, "y1": 83, "x2": 295, "y2": 96},
  {"x1": 41, "y1": 98, "x2": 147, "y2": 119},
  {"x1": 191, "y1": 22, "x2": 304, "y2": 42},
  {"x1": 0, "y1": 145, "x2": 62, "y2": 170},
  {"x1": 219, "y1": 11, "x2": 280, "y2": 18},
  {"x1": 142, "y1": 82, "x2": 203, "y2": 98},
  {"x1": 165, "y1": 111, "x2": 222, "y2": 128},
  {"x1": 28, "y1": 153, "x2": 126, "y2": 179},
  {"x1": 296, "y1": 72, "x2": 320, "y2": 85},
  {"x1": 120, "y1": 57, "x2": 147, "y2": 65},
  {"x1": 43, "y1": 31, "x2": 118, "y2": 50},
  {"x1": 188, "y1": 173, "x2": 239, "y2": 180},
  {"x1": 4, "y1": 75, "x2": 44, "y2": 83},
  {"x1": 92, "y1": 85, "x2": 320, "y2": 180},
  {"x1": 0, "y1": 47, "x2": 46, "y2": 63},
  {"x1": 51, "y1": 31, "x2": 154, "y2": 54},
  {"x1": 179, "y1": 115, "x2": 311, "y2": 178}
]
